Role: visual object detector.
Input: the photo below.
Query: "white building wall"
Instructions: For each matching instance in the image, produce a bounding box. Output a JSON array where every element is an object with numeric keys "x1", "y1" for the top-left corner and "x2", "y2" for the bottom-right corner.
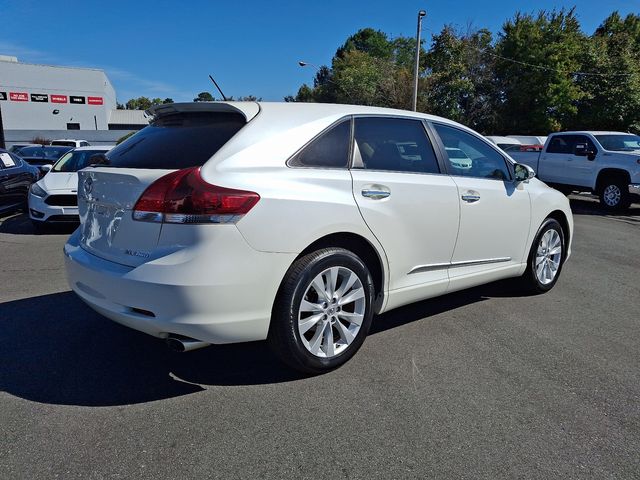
[{"x1": 0, "y1": 59, "x2": 116, "y2": 130}]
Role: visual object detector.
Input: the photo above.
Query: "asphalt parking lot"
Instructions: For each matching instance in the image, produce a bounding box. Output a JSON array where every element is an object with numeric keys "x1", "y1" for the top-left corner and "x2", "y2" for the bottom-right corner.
[{"x1": 1, "y1": 195, "x2": 639, "y2": 479}]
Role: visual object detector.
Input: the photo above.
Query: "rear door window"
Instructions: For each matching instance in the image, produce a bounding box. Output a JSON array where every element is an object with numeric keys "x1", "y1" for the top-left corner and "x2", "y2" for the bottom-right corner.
[
  {"x1": 353, "y1": 117, "x2": 440, "y2": 174},
  {"x1": 103, "y1": 112, "x2": 246, "y2": 169}
]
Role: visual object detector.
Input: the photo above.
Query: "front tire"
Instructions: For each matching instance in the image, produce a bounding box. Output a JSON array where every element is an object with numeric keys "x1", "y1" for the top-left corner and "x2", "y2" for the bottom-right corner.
[
  {"x1": 268, "y1": 248, "x2": 374, "y2": 374},
  {"x1": 521, "y1": 218, "x2": 565, "y2": 294},
  {"x1": 599, "y1": 178, "x2": 631, "y2": 211}
]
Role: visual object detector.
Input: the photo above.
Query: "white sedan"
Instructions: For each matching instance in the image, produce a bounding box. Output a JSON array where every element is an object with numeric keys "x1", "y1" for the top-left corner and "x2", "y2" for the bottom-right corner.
[
  {"x1": 64, "y1": 102, "x2": 573, "y2": 373},
  {"x1": 28, "y1": 146, "x2": 113, "y2": 230}
]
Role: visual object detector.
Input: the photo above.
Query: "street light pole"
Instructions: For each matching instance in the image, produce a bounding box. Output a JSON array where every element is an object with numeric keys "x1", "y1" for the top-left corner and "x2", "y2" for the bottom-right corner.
[{"x1": 412, "y1": 9, "x2": 427, "y2": 112}]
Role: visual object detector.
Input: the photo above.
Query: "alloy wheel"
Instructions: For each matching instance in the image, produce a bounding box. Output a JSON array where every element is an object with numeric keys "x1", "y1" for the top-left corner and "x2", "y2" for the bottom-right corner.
[
  {"x1": 603, "y1": 184, "x2": 621, "y2": 207},
  {"x1": 297, "y1": 266, "x2": 366, "y2": 358},
  {"x1": 535, "y1": 229, "x2": 562, "y2": 285}
]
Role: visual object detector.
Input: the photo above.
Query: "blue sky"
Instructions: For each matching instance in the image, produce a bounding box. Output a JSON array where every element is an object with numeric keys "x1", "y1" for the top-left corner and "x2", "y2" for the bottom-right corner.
[{"x1": 0, "y1": 0, "x2": 637, "y2": 103}]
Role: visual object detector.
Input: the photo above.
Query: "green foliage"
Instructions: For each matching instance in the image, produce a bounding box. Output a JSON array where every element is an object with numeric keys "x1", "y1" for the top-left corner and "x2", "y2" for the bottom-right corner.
[
  {"x1": 287, "y1": 9, "x2": 640, "y2": 134},
  {"x1": 575, "y1": 12, "x2": 640, "y2": 131},
  {"x1": 494, "y1": 8, "x2": 586, "y2": 133},
  {"x1": 125, "y1": 97, "x2": 165, "y2": 110},
  {"x1": 193, "y1": 91, "x2": 215, "y2": 102}
]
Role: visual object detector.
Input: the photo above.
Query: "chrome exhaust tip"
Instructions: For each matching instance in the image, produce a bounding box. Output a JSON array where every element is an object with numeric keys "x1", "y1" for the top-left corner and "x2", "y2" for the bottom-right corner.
[{"x1": 166, "y1": 336, "x2": 210, "y2": 352}]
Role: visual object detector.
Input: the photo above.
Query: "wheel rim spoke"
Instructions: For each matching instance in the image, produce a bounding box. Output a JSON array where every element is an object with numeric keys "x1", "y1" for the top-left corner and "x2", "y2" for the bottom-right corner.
[
  {"x1": 323, "y1": 323, "x2": 335, "y2": 357},
  {"x1": 337, "y1": 310, "x2": 364, "y2": 326},
  {"x1": 334, "y1": 319, "x2": 355, "y2": 345},
  {"x1": 339, "y1": 287, "x2": 365, "y2": 306},
  {"x1": 312, "y1": 276, "x2": 330, "y2": 302},
  {"x1": 300, "y1": 299, "x2": 323, "y2": 313},
  {"x1": 299, "y1": 313, "x2": 324, "y2": 335},
  {"x1": 307, "y1": 322, "x2": 326, "y2": 356}
]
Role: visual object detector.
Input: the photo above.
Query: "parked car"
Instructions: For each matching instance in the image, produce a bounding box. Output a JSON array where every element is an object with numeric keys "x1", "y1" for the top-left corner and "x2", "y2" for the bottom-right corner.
[
  {"x1": 0, "y1": 149, "x2": 40, "y2": 215},
  {"x1": 510, "y1": 131, "x2": 640, "y2": 210},
  {"x1": 16, "y1": 145, "x2": 73, "y2": 172},
  {"x1": 8, "y1": 143, "x2": 39, "y2": 154},
  {"x1": 28, "y1": 146, "x2": 114, "y2": 230},
  {"x1": 507, "y1": 135, "x2": 548, "y2": 147},
  {"x1": 485, "y1": 136, "x2": 522, "y2": 152},
  {"x1": 64, "y1": 102, "x2": 573, "y2": 373},
  {"x1": 51, "y1": 139, "x2": 90, "y2": 148}
]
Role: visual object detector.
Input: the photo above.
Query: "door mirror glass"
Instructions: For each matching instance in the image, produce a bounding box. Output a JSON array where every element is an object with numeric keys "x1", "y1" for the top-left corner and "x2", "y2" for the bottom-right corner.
[
  {"x1": 574, "y1": 142, "x2": 597, "y2": 160},
  {"x1": 574, "y1": 143, "x2": 588, "y2": 156},
  {"x1": 514, "y1": 163, "x2": 535, "y2": 182}
]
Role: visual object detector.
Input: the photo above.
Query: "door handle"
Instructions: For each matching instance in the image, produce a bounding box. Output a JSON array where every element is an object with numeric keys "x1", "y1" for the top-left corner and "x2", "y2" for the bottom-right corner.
[
  {"x1": 461, "y1": 193, "x2": 480, "y2": 203},
  {"x1": 362, "y1": 189, "x2": 390, "y2": 200}
]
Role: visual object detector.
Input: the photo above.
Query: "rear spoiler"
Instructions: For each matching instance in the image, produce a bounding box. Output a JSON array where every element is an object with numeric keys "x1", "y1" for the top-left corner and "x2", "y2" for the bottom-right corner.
[{"x1": 146, "y1": 101, "x2": 260, "y2": 123}]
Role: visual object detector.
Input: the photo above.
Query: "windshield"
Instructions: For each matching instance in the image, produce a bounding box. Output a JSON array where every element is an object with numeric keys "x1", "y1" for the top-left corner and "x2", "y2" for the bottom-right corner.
[
  {"x1": 52, "y1": 149, "x2": 108, "y2": 172},
  {"x1": 594, "y1": 134, "x2": 640, "y2": 152},
  {"x1": 52, "y1": 141, "x2": 76, "y2": 147},
  {"x1": 18, "y1": 146, "x2": 73, "y2": 159}
]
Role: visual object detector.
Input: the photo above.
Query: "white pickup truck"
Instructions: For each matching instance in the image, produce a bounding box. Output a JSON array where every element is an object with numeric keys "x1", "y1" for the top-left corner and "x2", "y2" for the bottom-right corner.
[{"x1": 510, "y1": 131, "x2": 640, "y2": 210}]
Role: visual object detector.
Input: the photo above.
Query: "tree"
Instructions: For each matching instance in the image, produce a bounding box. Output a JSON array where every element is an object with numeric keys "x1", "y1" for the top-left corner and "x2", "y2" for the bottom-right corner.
[
  {"x1": 575, "y1": 13, "x2": 640, "y2": 132},
  {"x1": 162, "y1": 98, "x2": 174, "y2": 104},
  {"x1": 494, "y1": 8, "x2": 586, "y2": 133},
  {"x1": 124, "y1": 97, "x2": 164, "y2": 110},
  {"x1": 287, "y1": 28, "x2": 420, "y2": 108},
  {"x1": 193, "y1": 91, "x2": 215, "y2": 102},
  {"x1": 424, "y1": 26, "x2": 499, "y2": 133}
]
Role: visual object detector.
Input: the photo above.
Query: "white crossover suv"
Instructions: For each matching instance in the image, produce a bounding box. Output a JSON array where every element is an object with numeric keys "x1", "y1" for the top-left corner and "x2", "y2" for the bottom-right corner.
[
  {"x1": 29, "y1": 146, "x2": 114, "y2": 230},
  {"x1": 64, "y1": 102, "x2": 573, "y2": 373}
]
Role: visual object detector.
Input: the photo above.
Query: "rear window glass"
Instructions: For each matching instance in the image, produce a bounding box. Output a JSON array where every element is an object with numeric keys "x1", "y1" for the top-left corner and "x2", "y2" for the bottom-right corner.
[
  {"x1": 103, "y1": 112, "x2": 245, "y2": 169},
  {"x1": 288, "y1": 119, "x2": 351, "y2": 168}
]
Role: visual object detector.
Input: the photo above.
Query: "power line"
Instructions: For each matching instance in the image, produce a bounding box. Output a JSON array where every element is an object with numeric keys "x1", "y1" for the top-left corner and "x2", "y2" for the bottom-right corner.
[{"x1": 486, "y1": 51, "x2": 636, "y2": 77}]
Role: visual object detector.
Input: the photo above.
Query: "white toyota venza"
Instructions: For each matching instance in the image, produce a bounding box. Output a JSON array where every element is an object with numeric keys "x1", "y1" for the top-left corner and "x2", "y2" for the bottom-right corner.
[{"x1": 64, "y1": 102, "x2": 573, "y2": 373}]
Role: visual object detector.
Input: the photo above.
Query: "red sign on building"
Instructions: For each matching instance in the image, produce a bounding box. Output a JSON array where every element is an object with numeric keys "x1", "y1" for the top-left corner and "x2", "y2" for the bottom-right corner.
[
  {"x1": 87, "y1": 96, "x2": 104, "y2": 105},
  {"x1": 9, "y1": 92, "x2": 28, "y2": 101},
  {"x1": 51, "y1": 95, "x2": 68, "y2": 103}
]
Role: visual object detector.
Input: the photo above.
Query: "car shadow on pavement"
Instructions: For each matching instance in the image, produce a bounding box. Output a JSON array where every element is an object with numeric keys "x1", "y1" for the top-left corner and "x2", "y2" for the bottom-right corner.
[
  {"x1": 0, "y1": 212, "x2": 78, "y2": 235},
  {"x1": 0, "y1": 279, "x2": 523, "y2": 407},
  {"x1": 569, "y1": 195, "x2": 640, "y2": 220}
]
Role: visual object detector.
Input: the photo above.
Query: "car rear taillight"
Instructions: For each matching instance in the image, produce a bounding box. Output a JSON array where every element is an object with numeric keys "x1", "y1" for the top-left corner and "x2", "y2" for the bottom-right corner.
[{"x1": 132, "y1": 167, "x2": 259, "y2": 224}]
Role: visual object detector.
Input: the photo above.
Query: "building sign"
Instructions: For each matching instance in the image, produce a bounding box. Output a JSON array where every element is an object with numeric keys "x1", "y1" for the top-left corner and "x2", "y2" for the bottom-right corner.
[
  {"x1": 51, "y1": 95, "x2": 68, "y2": 103},
  {"x1": 0, "y1": 92, "x2": 6, "y2": 101},
  {"x1": 9, "y1": 92, "x2": 29, "y2": 101},
  {"x1": 87, "y1": 96, "x2": 104, "y2": 105},
  {"x1": 70, "y1": 96, "x2": 86, "y2": 104},
  {"x1": 31, "y1": 93, "x2": 49, "y2": 103}
]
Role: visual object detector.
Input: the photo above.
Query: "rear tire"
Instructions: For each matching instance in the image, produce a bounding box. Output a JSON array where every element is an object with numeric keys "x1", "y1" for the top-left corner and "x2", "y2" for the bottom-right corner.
[
  {"x1": 599, "y1": 177, "x2": 631, "y2": 211},
  {"x1": 520, "y1": 218, "x2": 565, "y2": 294},
  {"x1": 268, "y1": 248, "x2": 374, "y2": 374}
]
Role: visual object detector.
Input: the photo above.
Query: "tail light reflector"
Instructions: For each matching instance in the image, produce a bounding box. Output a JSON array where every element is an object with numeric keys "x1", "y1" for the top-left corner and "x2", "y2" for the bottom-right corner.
[{"x1": 132, "y1": 167, "x2": 259, "y2": 224}]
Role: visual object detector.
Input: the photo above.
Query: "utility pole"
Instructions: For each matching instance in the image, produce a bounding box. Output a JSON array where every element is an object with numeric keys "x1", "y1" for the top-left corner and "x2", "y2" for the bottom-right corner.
[{"x1": 412, "y1": 10, "x2": 427, "y2": 112}]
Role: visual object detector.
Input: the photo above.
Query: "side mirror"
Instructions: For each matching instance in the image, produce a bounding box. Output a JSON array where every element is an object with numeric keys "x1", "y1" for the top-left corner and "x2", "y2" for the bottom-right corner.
[
  {"x1": 574, "y1": 143, "x2": 588, "y2": 156},
  {"x1": 40, "y1": 164, "x2": 52, "y2": 174},
  {"x1": 514, "y1": 163, "x2": 535, "y2": 182},
  {"x1": 574, "y1": 143, "x2": 597, "y2": 161}
]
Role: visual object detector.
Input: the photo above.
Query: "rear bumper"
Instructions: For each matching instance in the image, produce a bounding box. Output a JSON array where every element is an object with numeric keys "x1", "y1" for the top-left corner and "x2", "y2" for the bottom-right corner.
[{"x1": 64, "y1": 227, "x2": 296, "y2": 345}]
